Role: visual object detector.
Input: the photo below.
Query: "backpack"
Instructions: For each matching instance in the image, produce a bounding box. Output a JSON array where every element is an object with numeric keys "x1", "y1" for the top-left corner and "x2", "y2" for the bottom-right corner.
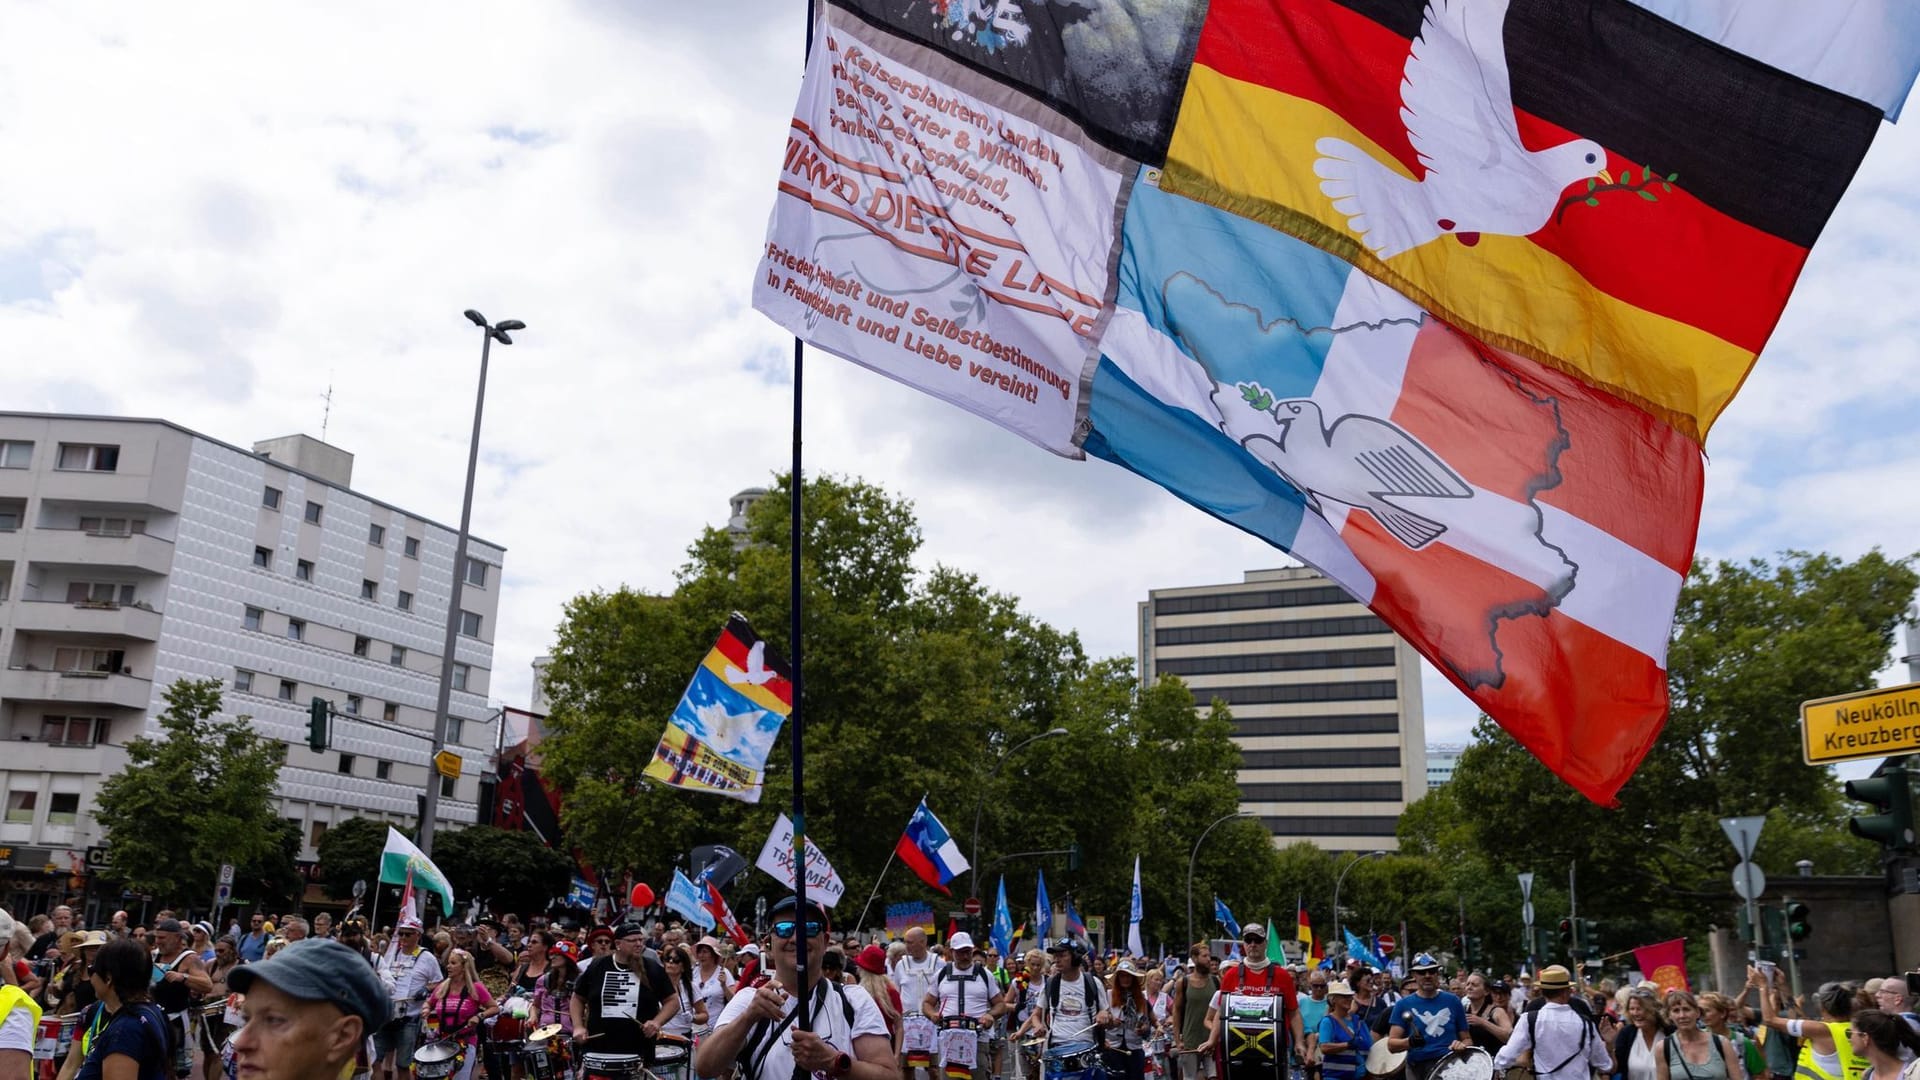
[
  {"x1": 1044, "y1": 971, "x2": 1106, "y2": 1047},
  {"x1": 1524, "y1": 1005, "x2": 1596, "y2": 1077},
  {"x1": 935, "y1": 963, "x2": 998, "y2": 1018},
  {"x1": 734, "y1": 978, "x2": 858, "y2": 1080}
]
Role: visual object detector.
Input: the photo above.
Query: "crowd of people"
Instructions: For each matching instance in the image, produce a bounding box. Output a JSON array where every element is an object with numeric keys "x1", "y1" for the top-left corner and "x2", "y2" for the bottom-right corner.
[{"x1": 0, "y1": 902, "x2": 1915, "y2": 1080}]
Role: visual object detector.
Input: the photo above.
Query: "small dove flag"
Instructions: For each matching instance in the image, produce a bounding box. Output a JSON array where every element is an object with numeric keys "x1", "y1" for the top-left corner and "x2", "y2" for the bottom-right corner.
[{"x1": 643, "y1": 615, "x2": 791, "y2": 803}]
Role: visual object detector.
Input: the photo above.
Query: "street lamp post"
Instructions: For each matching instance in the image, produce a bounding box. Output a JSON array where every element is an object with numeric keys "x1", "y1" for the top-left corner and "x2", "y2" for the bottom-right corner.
[
  {"x1": 970, "y1": 727, "x2": 1070, "y2": 899},
  {"x1": 418, "y1": 309, "x2": 524, "y2": 857},
  {"x1": 1332, "y1": 849, "x2": 1387, "y2": 947},
  {"x1": 1186, "y1": 810, "x2": 1255, "y2": 952}
]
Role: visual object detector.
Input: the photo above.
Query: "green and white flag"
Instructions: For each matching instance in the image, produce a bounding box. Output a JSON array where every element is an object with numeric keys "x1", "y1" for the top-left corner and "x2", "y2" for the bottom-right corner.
[{"x1": 380, "y1": 826, "x2": 455, "y2": 915}]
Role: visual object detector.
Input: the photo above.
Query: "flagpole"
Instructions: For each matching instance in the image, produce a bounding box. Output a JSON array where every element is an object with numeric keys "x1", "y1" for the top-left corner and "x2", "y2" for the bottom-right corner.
[
  {"x1": 788, "y1": 0, "x2": 818, "y2": 1042},
  {"x1": 853, "y1": 791, "x2": 925, "y2": 934}
]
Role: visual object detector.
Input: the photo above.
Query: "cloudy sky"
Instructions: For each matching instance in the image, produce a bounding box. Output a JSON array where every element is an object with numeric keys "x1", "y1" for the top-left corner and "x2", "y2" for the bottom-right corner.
[{"x1": 4, "y1": 1, "x2": 1917, "y2": 755}]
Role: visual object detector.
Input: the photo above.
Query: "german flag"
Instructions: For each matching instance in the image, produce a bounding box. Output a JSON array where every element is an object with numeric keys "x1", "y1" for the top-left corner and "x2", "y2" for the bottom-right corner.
[{"x1": 1161, "y1": 0, "x2": 1888, "y2": 444}]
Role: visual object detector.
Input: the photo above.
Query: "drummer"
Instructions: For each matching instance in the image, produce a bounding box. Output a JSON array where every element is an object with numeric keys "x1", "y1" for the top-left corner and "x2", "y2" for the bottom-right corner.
[
  {"x1": 228, "y1": 939, "x2": 392, "y2": 1080},
  {"x1": 1385, "y1": 955, "x2": 1469, "y2": 1080},
  {"x1": 922, "y1": 932, "x2": 1005, "y2": 1080}
]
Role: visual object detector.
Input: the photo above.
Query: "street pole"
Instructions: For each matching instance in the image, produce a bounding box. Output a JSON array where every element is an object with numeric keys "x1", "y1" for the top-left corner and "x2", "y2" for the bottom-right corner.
[
  {"x1": 419, "y1": 310, "x2": 522, "y2": 856},
  {"x1": 1186, "y1": 811, "x2": 1253, "y2": 951},
  {"x1": 970, "y1": 727, "x2": 1069, "y2": 899},
  {"x1": 1333, "y1": 849, "x2": 1386, "y2": 945}
]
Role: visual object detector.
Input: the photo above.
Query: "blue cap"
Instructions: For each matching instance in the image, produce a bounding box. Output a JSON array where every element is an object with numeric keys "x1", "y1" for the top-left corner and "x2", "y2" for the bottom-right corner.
[
  {"x1": 1410, "y1": 952, "x2": 1440, "y2": 971},
  {"x1": 227, "y1": 938, "x2": 389, "y2": 1030}
]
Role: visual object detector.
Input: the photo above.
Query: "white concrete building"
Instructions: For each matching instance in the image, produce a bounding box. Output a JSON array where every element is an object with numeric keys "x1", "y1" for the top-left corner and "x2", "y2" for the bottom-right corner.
[
  {"x1": 1425, "y1": 743, "x2": 1464, "y2": 787},
  {"x1": 0, "y1": 414, "x2": 503, "y2": 906}
]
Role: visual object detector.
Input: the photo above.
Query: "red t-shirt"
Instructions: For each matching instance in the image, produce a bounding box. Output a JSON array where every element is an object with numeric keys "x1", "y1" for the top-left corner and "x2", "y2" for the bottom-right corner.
[{"x1": 1219, "y1": 962, "x2": 1296, "y2": 1018}]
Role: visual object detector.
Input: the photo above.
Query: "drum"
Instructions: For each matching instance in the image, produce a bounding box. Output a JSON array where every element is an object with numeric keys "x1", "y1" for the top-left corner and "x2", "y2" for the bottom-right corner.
[
  {"x1": 580, "y1": 1052, "x2": 644, "y2": 1080},
  {"x1": 1365, "y1": 1040, "x2": 1407, "y2": 1080},
  {"x1": 1044, "y1": 1042, "x2": 1103, "y2": 1080},
  {"x1": 483, "y1": 1015, "x2": 527, "y2": 1080},
  {"x1": 525, "y1": 1025, "x2": 566, "y2": 1080},
  {"x1": 1222, "y1": 995, "x2": 1284, "y2": 1080},
  {"x1": 414, "y1": 1040, "x2": 467, "y2": 1080},
  {"x1": 653, "y1": 1034, "x2": 693, "y2": 1080},
  {"x1": 1430, "y1": 1050, "x2": 1494, "y2": 1080}
]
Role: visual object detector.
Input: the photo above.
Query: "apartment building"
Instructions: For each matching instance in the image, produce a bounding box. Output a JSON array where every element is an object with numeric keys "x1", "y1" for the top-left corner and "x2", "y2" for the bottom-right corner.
[
  {"x1": 1138, "y1": 566, "x2": 1426, "y2": 852},
  {"x1": 0, "y1": 414, "x2": 503, "y2": 908}
]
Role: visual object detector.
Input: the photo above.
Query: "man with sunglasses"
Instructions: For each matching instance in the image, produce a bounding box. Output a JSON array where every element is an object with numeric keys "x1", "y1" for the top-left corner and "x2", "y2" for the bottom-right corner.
[
  {"x1": 1384, "y1": 954, "x2": 1468, "y2": 1080},
  {"x1": 570, "y1": 915, "x2": 677, "y2": 1079},
  {"x1": 1204, "y1": 924, "x2": 1306, "y2": 1078},
  {"x1": 697, "y1": 897, "x2": 897, "y2": 1080}
]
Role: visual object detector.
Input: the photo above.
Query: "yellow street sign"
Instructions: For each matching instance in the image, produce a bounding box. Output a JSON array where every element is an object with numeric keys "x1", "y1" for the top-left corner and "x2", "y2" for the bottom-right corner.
[
  {"x1": 1801, "y1": 681, "x2": 1920, "y2": 765},
  {"x1": 433, "y1": 750, "x2": 463, "y2": 779}
]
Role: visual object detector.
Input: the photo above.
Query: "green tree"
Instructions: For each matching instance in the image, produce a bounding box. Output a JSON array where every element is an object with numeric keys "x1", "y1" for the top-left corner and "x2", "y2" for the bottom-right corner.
[
  {"x1": 317, "y1": 816, "x2": 393, "y2": 901},
  {"x1": 94, "y1": 678, "x2": 289, "y2": 906},
  {"x1": 432, "y1": 826, "x2": 575, "y2": 915}
]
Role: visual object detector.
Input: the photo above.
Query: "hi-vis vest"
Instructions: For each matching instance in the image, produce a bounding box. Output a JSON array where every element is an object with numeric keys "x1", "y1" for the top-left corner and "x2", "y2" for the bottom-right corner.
[
  {"x1": 1795, "y1": 1022, "x2": 1866, "y2": 1080},
  {"x1": 0, "y1": 986, "x2": 42, "y2": 1046}
]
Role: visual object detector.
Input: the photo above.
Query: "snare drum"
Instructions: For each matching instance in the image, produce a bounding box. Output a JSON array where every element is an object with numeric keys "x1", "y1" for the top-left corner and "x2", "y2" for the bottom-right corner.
[
  {"x1": 653, "y1": 1034, "x2": 693, "y2": 1080},
  {"x1": 1044, "y1": 1041, "x2": 1104, "y2": 1080},
  {"x1": 580, "y1": 1052, "x2": 644, "y2": 1080},
  {"x1": 1429, "y1": 1050, "x2": 1494, "y2": 1080},
  {"x1": 414, "y1": 1040, "x2": 467, "y2": 1080}
]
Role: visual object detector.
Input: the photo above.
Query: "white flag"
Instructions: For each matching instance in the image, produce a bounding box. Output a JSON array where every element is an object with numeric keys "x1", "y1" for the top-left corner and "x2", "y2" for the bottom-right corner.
[
  {"x1": 754, "y1": 812, "x2": 846, "y2": 906},
  {"x1": 1127, "y1": 855, "x2": 1144, "y2": 957}
]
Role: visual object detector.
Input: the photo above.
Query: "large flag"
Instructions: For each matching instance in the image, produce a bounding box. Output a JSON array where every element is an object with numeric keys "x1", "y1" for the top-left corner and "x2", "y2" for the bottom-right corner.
[
  {"x1": 1213, "y1": 896, "x2": 1240, "y2": 939},
  {"x1": 992, "y1": 876, "x2": 1015, "y2": 957},
  {"x1": 642, "y1": 615, "x2": 792, "y2": 803},
  {"x1": 755, "y1": 812, "x2": 848, "y2": 906},
  {"x1": 1632, "y1": 938, "x2": 1690, "y2": 993},
  {"x1": 1297, "y1": 898, "x2": 1313, "y2": 951},
  {"x1": 1065, "y1": 897, "x2": 1087, "y2": 939},
  {"x1": 690, "y1": 843, "x2": 750, "y2": 890},
  {"x1": 1266, "y1": 914, "x2": 1287, "y2": 965},
  {"x1": 1036, "y1": 870, "x2": 1052, "y2": 941},
  {"x1": 380, "y1": 827, "x2": 454, "y2": 915},
  {"x1": 1344, "y1": 928, "x2": 1386, "y2": 970},
  {"x1": 1127, "y1": 856, "x2": 1145, "y2": 957},
  {"x1": 666, "y1": 868, "x2": 718, "y2": 930},
  {"x1": 704, "y1": 880, "x2": 752, "y2": 946},
  {"x1": 896, "y1": 799, "x2": 971, "y2": 895}
]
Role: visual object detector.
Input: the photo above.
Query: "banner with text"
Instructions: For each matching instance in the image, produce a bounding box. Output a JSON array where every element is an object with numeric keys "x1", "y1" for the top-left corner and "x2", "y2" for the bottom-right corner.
[
  {"x1": 755, "y1": 812, "x2": 847, "y2": 906},
  {"x1": 886, "y1": 900, "x2": 937, "y2": 938}
]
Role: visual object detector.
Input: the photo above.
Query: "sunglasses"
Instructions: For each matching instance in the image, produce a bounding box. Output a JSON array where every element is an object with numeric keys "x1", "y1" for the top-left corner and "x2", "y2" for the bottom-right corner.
[
  {"x1": 1242, "y1": 935, "x2": 1265, "y2": 943},
  {"x1": 773, "y1": 920, "x2": 825, "y2": 939}
]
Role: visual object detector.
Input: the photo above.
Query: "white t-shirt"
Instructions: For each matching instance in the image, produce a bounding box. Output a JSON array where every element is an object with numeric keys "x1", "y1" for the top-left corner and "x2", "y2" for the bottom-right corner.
[
  {"x1": 893, "y1": 953, "x2": 942, "y2": 1013},
  {"x1": 693, "y1": 966, "x2": 734, "y2": 1030},
  {"x1": 932, "y1": 963, "x2": 1000, "y2": 1023},
  {"x1": 1046, "y1": 972, "x2": 1103, "y2": 1049},
  {"x1": 0, "y1": 1006, "x2": 33, "y2": 1053},
  {"x1": 713, "y1": 979, "x2": 889, "y2": 1080}
]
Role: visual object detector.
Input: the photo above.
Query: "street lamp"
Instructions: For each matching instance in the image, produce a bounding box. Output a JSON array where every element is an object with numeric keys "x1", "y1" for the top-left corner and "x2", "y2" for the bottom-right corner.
[
  {"x1": 1332, "y1": 849, "x2": 1387, "y2": 945},
  {"x1": 970, "y1": 727, "x2": 1070, "y2": 898},
  {"x1": 418, "y1": 309, "x2": 525, "y2": 856},
  {"x1": 1186, "y1": 810, "x2": 1255, "y2": 951}
]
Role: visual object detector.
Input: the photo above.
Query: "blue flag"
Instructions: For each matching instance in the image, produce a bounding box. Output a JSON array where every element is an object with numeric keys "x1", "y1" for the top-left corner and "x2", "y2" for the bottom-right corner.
[
  {"x1": 666, "y1": 868, "x2": 717, "y2": 930},
  {"x1": 1343, "y1": 927, "x2": 1386, "y2": 969},
  {"x1": 1036, "y1": 870, "x2": 1052, "y2": 942},
  {"x1": 1213, "y1": 896, "x2": 1241, "y2": 938},
  {"x1": 992, "y1": 876, "x2": 1014, "y2": 957},
  {"x1": 567, "y1": 876, "x2": 597, "y2": 909},
  {"x1": 1066, "y1": 896, "x2": 1086, "y2": 938}
]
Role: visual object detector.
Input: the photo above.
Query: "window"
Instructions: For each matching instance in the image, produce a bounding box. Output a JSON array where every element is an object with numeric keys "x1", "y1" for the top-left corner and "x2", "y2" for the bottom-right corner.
[
  {"x1": 353, "y1": 635, "x2": 371, "y2": 658},
  {"x1": 39, "y1": 717, "x2": 104, "y2": 747},
  {"x1": 244, "y1": 606, "x2": 264, "y2": 632},
  {"x1": 397, "y1": 591, "x2": 413, "y2": 612},
  {"x1": 278, "y1": 679, "x2": 296, "y2": 701},
  {"x1": 309, "y1": 821, "x2": 329, "y2": 848},
  {"x1": 459, "y1": 611, "x2": 482, "y2": 638},
  {"x1": 404, "y1": 536, "x2": 420, "y2": 559},
  {"x1": 0, "y1": 510, "x2": 17, "y2": 531},
  {"x1": 286, "y1": 618, "x2": 305, "y2": 642},
  {"x1": 252, "y1": 546, "x2": 273, "y2": 569},
  {"x1": 382, "y1": 702, "x2": 398, "y2": 723},
  {"x1": 361, "y1": 579, "x2": 379, "y2": 601},
  {"x1": 53, "y1": 648, "x2": 124, "y2": 673},
  {"x1": 304, "y1": 501, "x2": 324, "y2": 524},
  {"x1": 440, "y1": 775, "x2": 456, "y2": 798},
  {"x1": 46, "y1": 792, "x2": 79, "y2": 826},
  {"x1": 390, "y1": 645, "x2": 407, "y2": 666},
  {"x1": 55, "y1": 443, "x2": 119, "y2": 472},
  {"x1": 5, "y1": 790, "x2": 36, "y2": 824},
  {"x1": 375, "y1": 760, "x2": 392, "y2": 780},
  {"x1": 296, "y1": 559, "x2": 313, "y2": 582},
  {"x1": 262, "y1": 485, "x2": 282, "y2": 510},
  {"x1": 337, "y1": 754, "x2": 355, "y2": 775},
  {"x1": 79, "y1": 516, "x2": 144, "y2": 536},
  {"x1": 447, "y1": 714, "x2": 465, "y2": 744},
  {"x1": 464, "y1": 559, "x2": 489, "y2": 588},
  {"x1": 451, "y1": 663, "x2": 470, "y2": 692},
  {"x1": 369, "y1": 524, "x2": 385, "y2": 546},
  {"x1": 0, "y1": 441, "x2": 30, "y2": 469},
  {"x1": 66, "y1": 582, "x2": 134, "y2": 605},
  {"x1": 344, "y1": 695, "x2": 362, "y2": 716},
  {"x1": 234, "y1": 669, "x2": 254, "y2": 694}
]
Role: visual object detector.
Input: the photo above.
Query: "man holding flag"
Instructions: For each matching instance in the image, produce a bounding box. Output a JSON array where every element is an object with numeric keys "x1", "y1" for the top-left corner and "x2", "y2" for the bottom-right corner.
[{"x1": 372, "y1": 913, "x2": 441, "y2": 1080}]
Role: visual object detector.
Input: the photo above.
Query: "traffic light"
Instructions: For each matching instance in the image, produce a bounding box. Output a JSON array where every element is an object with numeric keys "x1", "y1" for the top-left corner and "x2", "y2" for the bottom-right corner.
[
  {"x1": 1558, "y1": 917, "x2": 1574, "y2": 948},
  {"x1": 1067, "y1": 843, "x2": 1082, "y2": 871},
  {"x1": 307, "y1": 697, "x2": 329, "y2": 752},
  {"x1": 1785, "y1": 901, "x2": 1812, "y2": 941},
  {"x1": 1579, "y1": 919, "x2": 1600, "y2": 954},
  {"x1": 1846, "y1": 763, "x2": 1915, "y2": 851},
  {"x1": 1467, "y1": 934, "x2": 1484, "y2": 966}
]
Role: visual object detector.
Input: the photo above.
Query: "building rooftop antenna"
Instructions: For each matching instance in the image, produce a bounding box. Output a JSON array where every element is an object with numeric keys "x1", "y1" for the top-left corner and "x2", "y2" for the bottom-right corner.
[{"x1": 320, "y1": 377, "x2": 334, "y2": 442}]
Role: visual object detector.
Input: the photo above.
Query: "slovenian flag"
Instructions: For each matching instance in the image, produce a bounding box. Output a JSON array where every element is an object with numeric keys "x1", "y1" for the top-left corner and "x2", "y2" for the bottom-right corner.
[{"x1": 896, "y1": 799, "x2": 969, "y2": 895}]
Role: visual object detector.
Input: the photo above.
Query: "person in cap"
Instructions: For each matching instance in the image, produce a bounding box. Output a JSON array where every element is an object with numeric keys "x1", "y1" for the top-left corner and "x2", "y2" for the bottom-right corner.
[
  {"x1": 372, "y1": 916, "x2": 441, "y2": 1080},
  {"x1": 1494, "y1": 966, "x2": 1608, "y2": 1080},
  {"x1": 1386, "y1": 954, "x2": 1469, "y2": 1080},
  {"x1": 1026, "y1": 938, "x2": 1112, "y2": 1055},
  {"x1": 695, "y1": 896, "x2": 896, "y2": 1080},
  {"x1": 1316, "y1": 980, "x2": 1372, "y2": 1080},
  {"x1": 585, "y1": 927, "x2": 614, "y2": 966},
  {"x1": 149, "y1": 918, "x2": 212, "y2": 1079},
  {"x1": 851, "y1": 945, "x2": 904, "y2": 1051},
  {"x1": 199, "y1": 935, "x2": 244, "y2": 1080},
  {"x1": 228, "y1": 939, "x2": 392, "y2": 1080},
  {"x1": 1208, "y1": 923, "x2": 1307, "y2": 1071},
  {"x1": 568, "y1": 913, "x2": 677, "y2": 1077},
  {"x1": 919, "y1": 931, "x2": 1004, "y2": 1080}
]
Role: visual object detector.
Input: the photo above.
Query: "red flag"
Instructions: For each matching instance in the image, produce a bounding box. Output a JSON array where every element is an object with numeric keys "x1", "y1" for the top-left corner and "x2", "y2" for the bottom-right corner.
[
  {"x1": 1632, "y1": 939, "x2": 1689, "y2": 993},
  {"x1": 947, "y1": 917, "x2": 959, "y2": 942},
  {"x1": 704, "y1": 881, "x2": 750, "y2": 947}
]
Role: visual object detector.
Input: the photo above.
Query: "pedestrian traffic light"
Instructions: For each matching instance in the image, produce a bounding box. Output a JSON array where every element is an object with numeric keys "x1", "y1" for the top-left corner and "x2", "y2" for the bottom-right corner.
[
  {"x1": 1845, "y1": 762, "x2": 1915, "y2": 851},
  {"x1": 307, "y1": 697, "x2": 329, "y2": 752},
  {"x1": 1785, "y1": 901, "x2": 1811, "y2": 941}
]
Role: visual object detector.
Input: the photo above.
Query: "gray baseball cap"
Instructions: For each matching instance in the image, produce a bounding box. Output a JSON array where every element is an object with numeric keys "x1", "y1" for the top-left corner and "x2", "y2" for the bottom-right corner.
[{"x1": 228, "y1": 938, "x2": 389, "y2": 1029}]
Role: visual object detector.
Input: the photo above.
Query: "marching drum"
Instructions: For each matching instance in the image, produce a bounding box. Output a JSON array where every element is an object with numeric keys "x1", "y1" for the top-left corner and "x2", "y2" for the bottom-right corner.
[
  {"x1": 1043, "y1": 1042, "x2": 1104, "y2": 1080},
  {"x1": 1222, "y1": 995, "x2": 1284, "y2": 1080},
  {"x1": 525, "y1": 1025, "x2": 567, "y2": 1080},
  {"x1": 652, "y1": 1034, "x2": 693, "y2": 1080},
  {"x1": 579, "y1": 1053, "x2": 644, "y2": 1080},
  {"x1": 1364, "y1": 1040, "x2": 1407, "y2": 1080},
  {"x1": 414, "y1": 1040, "x2": 467, "y2": 1080},
  {"x1": 1430, "y1": 1050, "x2": 1494, "y2": 1080}
]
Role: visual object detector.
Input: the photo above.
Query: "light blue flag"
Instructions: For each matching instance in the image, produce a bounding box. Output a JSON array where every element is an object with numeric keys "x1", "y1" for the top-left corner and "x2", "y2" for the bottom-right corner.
[
  {"x1": 992, "y1": 876, "x2": 1014, "y2": 957},
  {"x1": 1036, "y1": 870, "x2": 1052, "y2": 942},
  {"x1": 666, "y1": 868, "x2": 717, "y2": 930},
  {"x1": 1343, "y1": 927, "x2": 1386, "y2": 970},
  {"x1": 1213, "y1": 896, "x2": 1240, "y2": 938}
]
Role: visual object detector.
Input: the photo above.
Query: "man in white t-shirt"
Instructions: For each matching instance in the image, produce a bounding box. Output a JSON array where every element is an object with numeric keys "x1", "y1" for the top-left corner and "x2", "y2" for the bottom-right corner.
[
  {"x1": 922, "y1": 933, "x2": 1005, "y2": 1080},
  {"x1": 1030, "y1": 938, "x2": 1112, "y2": 1053},
  {"x1": 892, "y1": 927, "x2": 942, "y2": 1080},
  {"x1": 695, "y1": 897, "x2": 897, "y2": 1080}
]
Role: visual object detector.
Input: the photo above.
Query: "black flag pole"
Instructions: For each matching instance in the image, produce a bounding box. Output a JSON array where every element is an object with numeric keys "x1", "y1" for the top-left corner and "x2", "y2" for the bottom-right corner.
[{"x1": 791, "y1": 0, "x2": 817, "y2": 1047}]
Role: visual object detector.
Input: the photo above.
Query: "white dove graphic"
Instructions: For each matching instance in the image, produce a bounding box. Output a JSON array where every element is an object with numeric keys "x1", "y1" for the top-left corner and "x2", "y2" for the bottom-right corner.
[
  {"x1": 1238, "y1": 398, "x2": 1472, "y2": 550},
  {"x1": 1312, "y1": 0, "x2": 1606, "y2": 256},
  {"x1": 723, "y1": 639, "x2": 778, "y2": 687}
]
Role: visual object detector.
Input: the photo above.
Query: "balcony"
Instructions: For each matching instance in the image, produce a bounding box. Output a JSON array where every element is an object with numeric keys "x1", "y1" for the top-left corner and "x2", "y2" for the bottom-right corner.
[
  {"x1": 16, "y1": 468, "x2": 180, "y2": 513},
  {"x1": 7, "y1": 599, "x2": 164, "y2": 641},
  {"x1": 23, "y1": 528, "x2": 174, "y2": 576},
  {"x1": 0, "y1": 668, "x2": 153, "y2": 710}
]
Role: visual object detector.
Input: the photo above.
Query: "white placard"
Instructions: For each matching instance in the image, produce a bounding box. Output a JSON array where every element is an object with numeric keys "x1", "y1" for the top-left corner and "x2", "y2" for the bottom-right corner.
[{"x1": 940, "y1": 1027, "x2": 979, "y2": 1069}]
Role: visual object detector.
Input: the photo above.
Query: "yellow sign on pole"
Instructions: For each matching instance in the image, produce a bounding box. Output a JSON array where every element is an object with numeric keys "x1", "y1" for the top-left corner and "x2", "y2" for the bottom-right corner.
[
  {"x1": 1801, "y1": 681, "x2": 1920, "y2": 765},
  {"x1": 433, "y1": 750, "x2": 463, "y2": 779}
]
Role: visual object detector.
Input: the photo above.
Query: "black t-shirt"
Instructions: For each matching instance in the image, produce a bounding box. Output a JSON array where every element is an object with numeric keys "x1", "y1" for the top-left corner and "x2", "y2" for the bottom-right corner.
[
  {"x1": 75, "y1": 1003, "x2": 171, "y2": 1080},
  {"x1": 573, "y1": 955, "x2": 672, "y2": 1060},
  {"x1": 27, "y1": 931, "x2": 59, "y2": 962}
]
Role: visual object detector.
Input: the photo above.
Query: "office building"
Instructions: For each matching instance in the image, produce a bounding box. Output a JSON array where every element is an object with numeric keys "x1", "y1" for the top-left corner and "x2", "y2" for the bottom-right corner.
[
  {"x1": 1138, "y1": 566, "x2": 1426, "y2": 851},
  {"x1": 1425, "y1": 743, "x2": 1464, "y2": 787},
  {"x1": 0, "y1": 413, "x2": 503, "y2": 906}
]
